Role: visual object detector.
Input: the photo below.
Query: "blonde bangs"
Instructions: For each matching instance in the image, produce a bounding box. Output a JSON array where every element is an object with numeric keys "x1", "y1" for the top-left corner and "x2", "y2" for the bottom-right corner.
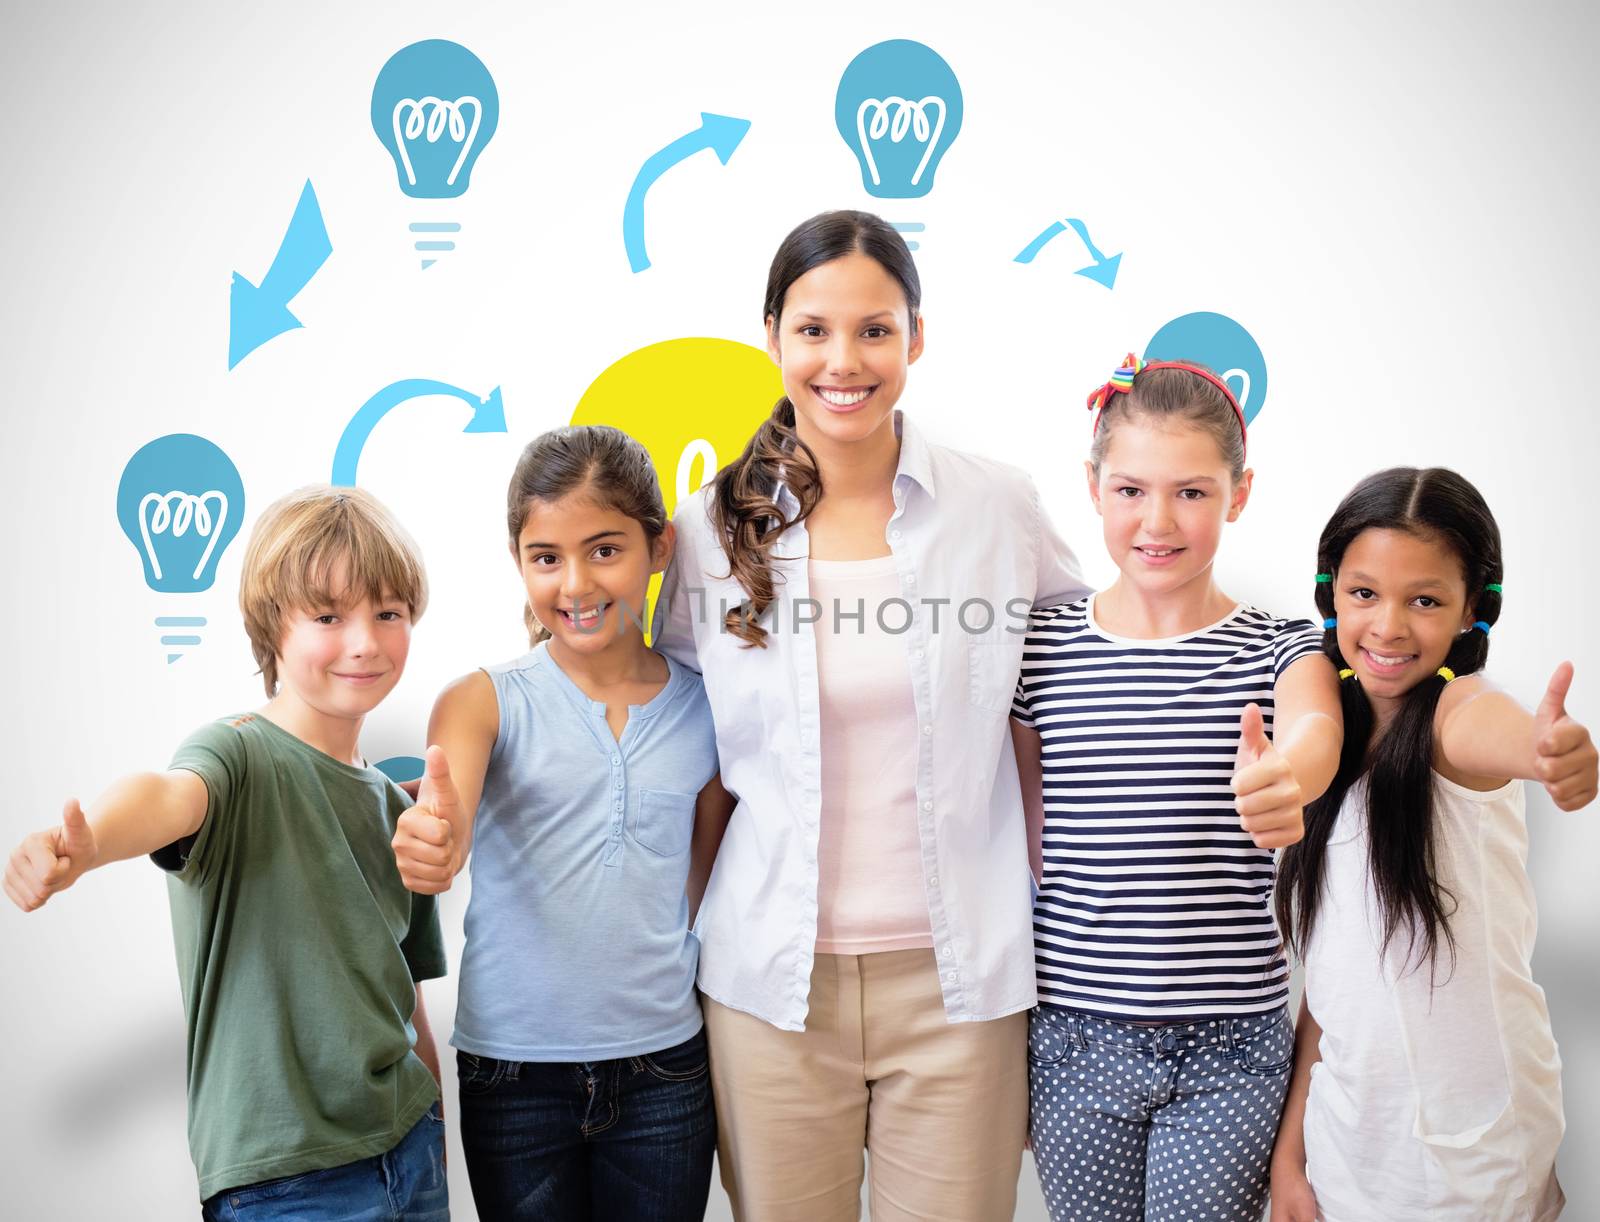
[{"x1": 239, "y1": 485, "x2": 427, "y2": 694}]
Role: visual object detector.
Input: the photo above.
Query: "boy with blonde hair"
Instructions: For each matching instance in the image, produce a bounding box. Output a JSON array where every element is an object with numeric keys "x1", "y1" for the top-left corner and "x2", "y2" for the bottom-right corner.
[{"x1": 4, "y1": 484, "x2": 453, "y2": 1220}]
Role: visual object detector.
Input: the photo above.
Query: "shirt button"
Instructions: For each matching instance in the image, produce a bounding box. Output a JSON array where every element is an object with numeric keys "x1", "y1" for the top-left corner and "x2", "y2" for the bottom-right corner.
[
  {"x1": 614, "y1": 801, "x2": 623, "y2": 811},
  {"x1": 610, "y1": 756, "x2": 621, "y2": 767},
  {"x1": 891, "y1": 529, "x2": 902, "y2": 540},
  {"x1": 914, "y1": 648, "x2": 925, "y2": 660},
  {"x1": 941, "y1": 945, "x2": 953, "y2": 958},
  {"x1": 904, "y1": 573, "x2": 916, "y2": 585},
  {"x1": 922, "y1": 800, "x2": 933, "y2": 812},
  {"x1": 922, "y1": 725, "x2": 932, "y2": 736},
  {"x1": 945, "y1": 972, "x2": 957, "y2": 983},
  {"x1": 929, "y1": 875, "x2": 939, "y2": 887}
]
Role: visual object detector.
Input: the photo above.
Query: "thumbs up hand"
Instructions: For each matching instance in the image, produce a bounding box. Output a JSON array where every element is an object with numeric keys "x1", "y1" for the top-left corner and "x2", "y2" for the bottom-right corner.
[
  {"x1": 392, "y1": 747, "x2": 462, "y2": 894},
  {"x1": 1231, "y1": 704, "x2": 1306, "y2": 850},
  {"x1": 1532, "y1": 663, "x2": 1598, "y2": 811},
  {"x1": 4, "y1": 799, "x2": 98, "y2": 912}
]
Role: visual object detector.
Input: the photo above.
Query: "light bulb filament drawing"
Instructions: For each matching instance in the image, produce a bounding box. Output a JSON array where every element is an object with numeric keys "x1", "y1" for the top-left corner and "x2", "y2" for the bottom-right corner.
[
  {"x1": 138, "y1": 491, "x2": 229, "y2": 583},
  {"x1": 855, "y1": 96, "x2": 946, "y2": 189},
  {"x1": 1223, "y1": 368, "x2": 1251, "y2": 409},
  {"x1": 675, "y1": 439, "x2": 717, "y2": 504},
  {"x1": 391, "y1": 95, "x2": 483, "y2": 190}
]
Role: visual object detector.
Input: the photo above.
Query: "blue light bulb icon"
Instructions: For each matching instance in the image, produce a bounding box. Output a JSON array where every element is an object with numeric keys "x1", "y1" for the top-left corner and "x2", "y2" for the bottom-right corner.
[
  {"x1": 370, "y1": 39, "x2": 499, "y2": 269},
  {"x1": 835, "y1": 40, "x2": 963, "y2": 201},
  {"x1": 116, "y1": 434, "x2": 246, "y2": 663}
]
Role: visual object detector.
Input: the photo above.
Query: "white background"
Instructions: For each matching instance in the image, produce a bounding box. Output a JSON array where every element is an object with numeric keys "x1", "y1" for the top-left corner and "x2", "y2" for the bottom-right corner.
[{"x1": 2, "y1": 1, "x2": 1596, "y2": 1217}]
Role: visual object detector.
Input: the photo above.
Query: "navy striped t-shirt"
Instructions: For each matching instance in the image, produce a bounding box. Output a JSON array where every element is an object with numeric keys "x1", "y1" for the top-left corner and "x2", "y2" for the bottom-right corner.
[{"x1": 1011, "y1": 596, "x2": 1323, "y2": 1022}]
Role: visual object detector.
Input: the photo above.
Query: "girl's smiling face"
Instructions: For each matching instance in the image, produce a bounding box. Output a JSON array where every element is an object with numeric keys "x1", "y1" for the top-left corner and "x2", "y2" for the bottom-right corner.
[
  {"x1": 766, "y1": 251, "x2": 923, "y2": 451},
  {"x1": 514, "y1": 490, "x2": 672, "y2": 655},
  {"x1": 1334, "y1": 527, "x2": 1478, "y2": 706},
  {"x1": 1087, "y1": 415, "x2": 1251, "y2": 597}
]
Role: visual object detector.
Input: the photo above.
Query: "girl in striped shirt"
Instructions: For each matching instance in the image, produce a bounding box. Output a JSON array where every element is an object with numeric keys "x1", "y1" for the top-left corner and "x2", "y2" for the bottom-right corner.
[{"x1": 1011, "y1": 356, "x2": 1343, "y2": 1221}]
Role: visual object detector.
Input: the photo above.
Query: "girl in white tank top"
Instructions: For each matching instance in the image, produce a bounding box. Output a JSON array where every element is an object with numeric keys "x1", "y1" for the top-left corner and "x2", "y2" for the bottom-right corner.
[{"x1": 1269, "y1": 468, "x2": 1598, "y2": 1222}]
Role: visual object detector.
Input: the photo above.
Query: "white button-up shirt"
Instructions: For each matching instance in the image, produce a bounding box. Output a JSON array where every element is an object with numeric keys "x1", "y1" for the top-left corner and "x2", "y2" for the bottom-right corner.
[{"x1": 655, "y1": 412, "x2": 1089, "y2": 1030}]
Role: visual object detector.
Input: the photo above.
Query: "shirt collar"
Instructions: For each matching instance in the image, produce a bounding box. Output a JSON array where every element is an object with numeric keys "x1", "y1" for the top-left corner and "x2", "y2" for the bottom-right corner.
[{"x1": 774, "y1": 409, "x2": 936, "y2": 514}]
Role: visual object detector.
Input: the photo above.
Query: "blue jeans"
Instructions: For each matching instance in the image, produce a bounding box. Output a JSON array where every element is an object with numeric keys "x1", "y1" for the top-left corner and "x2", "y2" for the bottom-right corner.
[
  {"x1": 457, "y1": 1029, "x2": 716, "y2": 1222},
  {"x1": 200, "y1": 1101, "x2": 448, "y2": 1221},
  {"x1": 1029, "y1": 1005, "x2": 1293, "y2": 1222}
]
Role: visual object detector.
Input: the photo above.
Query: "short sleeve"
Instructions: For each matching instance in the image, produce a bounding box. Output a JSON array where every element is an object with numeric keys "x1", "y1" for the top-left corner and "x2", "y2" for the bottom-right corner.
[
  {"x1": 1274, "y1": 618, "x2": 1325, "y2": 679},
  {"x1": 1028, "y1": 474, "x2": 1092, "y2": 608},
  {"x1": 1012, "y1": 672, "x2": 1034, "y2": 726},
  {"x1": 153, "y1": 718, "x2": 248, "y2": 880},
  {"x1": 400, "y1": 892, "x2": 448, "y2": 983},
  {"x1": 652, "y1": 494, "x2": 707, "y2": 672},
  {"x1": 1011, "y1": 610, "x2": 1050, "y2": 727}
]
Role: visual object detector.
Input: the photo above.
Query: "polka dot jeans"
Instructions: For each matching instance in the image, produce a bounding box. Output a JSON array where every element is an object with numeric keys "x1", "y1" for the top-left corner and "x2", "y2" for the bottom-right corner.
[{"x1": 1028, "y1": 1004, "x2": 1293, "y2": 1221}]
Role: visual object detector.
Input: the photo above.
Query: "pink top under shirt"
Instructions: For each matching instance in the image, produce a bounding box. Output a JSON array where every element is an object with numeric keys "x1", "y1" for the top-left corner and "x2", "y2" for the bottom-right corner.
[{"x1": 809, "y1": 556, "x2": 935, "y2": 955}]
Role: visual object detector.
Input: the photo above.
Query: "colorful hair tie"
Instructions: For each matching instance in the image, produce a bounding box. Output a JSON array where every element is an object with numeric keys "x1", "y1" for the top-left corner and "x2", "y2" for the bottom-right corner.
[
  {"x1": 1437, "y1": 666, "x2": 1457, "y2": 682},
  {"x1": 1484, "y1": 583, "x2": 1503, "y2": 593},
  {"x1": 1473, "y1": 621, "x2": 1491, "y2": 635},
  {"x1": 1086, "y1": 354, "x2": 1145, "y2": 416},
  {"x1": 1338, "y1": 668, "x2": 1356, "y2": 680},
  {"x1": 1315, "y1": 573, "x2": 1332, "y2": 583},
  {"x1": 1322, "y1": 617, "x2": 1337, "y2": 629},
  {"x1": 1084, "y1": 353, "x2": 1248, "y2": 457}
]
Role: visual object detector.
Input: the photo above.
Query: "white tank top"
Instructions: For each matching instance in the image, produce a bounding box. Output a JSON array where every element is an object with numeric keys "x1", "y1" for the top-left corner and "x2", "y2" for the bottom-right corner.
[{"x1": 1302, "y1": 774, "x2": 1565, "y2": 1221}]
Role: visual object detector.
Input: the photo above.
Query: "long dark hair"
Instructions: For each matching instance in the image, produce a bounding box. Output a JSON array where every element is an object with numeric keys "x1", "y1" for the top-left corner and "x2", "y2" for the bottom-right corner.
[
  {"x1": 1275, "y1": 467, "x2": 1504, "y2": 977},
  {"x1": 506, "y1": 425, "x2": 667, "y2": 645},
  {"x1": 709, "y1": 209, "x2": 922, "y2": 646}
]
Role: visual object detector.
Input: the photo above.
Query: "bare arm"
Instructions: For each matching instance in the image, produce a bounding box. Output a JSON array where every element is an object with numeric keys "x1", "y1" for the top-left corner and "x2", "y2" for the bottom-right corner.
[
  {"x1": 1011, "y1": 718, "x2": 1045, "y2": 885},
  {"x1": 411, "y1": 983, "x2": 441, "y2": 1093},
  {"x1": 1273, "y1": 655, "x2": 1343, "y2": 805},
  {"x1": 688, "y1": 774, "x2": 735, "y2": 923},
  {"x1": 1269, "y1": 995, "x2": 1323, "y2": 1221},
  {"x1": 5, "y1": 771, "x2": 208, "y2": 912},
  {"x1": 1435, "y1": 664, "x2": 1598, "y2": 809},
  {"x1": 392, "y1": 671, "x2": 500, "y2": 894}
]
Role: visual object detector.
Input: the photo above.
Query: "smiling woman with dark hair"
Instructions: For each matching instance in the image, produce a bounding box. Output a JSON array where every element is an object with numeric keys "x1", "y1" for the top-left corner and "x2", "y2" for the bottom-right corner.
[{"x1": 654, "y1": 209, "x2": 1090, "y2": 1220}]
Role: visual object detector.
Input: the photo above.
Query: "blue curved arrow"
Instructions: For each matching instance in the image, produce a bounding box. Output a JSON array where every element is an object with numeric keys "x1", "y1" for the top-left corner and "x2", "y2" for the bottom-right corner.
[
  {"x1": 1012, "y1": 217, "x2": 1122, "y2": 289},
  {"x1": 332, "y1": 379, "x2": 506, "y2": 486},
  {"x1": 229, "y1": 180, "x2": 332, "y2": 370},
  {"x1": 624, "y1": 113, "x2": 751, "y2": 273}
]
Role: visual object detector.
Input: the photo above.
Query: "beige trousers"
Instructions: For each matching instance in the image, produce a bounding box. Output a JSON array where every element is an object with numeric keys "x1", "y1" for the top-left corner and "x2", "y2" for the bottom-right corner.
[{"x1": 702, "y1": 948, "x2": 1027, "y2": 1221}]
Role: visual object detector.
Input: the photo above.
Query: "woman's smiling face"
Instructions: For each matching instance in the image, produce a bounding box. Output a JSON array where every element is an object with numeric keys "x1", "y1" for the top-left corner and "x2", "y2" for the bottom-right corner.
[{"x1": 766, "y1": 251, "x2": 922, "y2": 450}]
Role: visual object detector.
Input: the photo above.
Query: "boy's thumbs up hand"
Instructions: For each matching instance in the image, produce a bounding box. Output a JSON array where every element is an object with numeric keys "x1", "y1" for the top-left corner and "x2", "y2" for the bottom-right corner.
[
  {"x1": 4, "y1": 799, "x2": 98, "y2": 912},
  {"x1": 392, "y1": 747, "x2": 461, "y2": 894},
  {"x1": 1533, "y1": 663, "x2": 1598, "y2": 811},
  {"x1": 1231, "y1": 703, "x2": 1306, "y2": 850}
]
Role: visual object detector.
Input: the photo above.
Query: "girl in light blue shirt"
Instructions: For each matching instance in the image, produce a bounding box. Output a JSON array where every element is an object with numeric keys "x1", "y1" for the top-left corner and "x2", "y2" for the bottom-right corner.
[{"x1": 393, "y1": 424, "x2": 729, "y2": 1222}]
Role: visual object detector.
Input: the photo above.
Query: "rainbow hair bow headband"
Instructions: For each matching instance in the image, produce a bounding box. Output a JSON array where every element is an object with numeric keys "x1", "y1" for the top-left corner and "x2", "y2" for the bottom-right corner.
[{"x1": 1086, "y1": 353, "x2": 1249, "y2": 456}]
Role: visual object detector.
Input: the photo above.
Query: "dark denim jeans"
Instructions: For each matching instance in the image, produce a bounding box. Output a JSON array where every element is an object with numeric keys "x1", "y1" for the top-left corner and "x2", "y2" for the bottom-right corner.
[
  {"x1": 199, "y1": 1101, "x2": 448, "y2": 1221},
  {"x1": 457, "y1": 1029, "x2": 716, "y2": 1222}
]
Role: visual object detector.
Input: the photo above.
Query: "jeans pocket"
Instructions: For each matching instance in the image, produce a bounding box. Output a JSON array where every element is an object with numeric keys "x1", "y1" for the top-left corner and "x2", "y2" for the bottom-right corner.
[
  {"x1": 1027, "y1": 1009, "x2": 1071, "y2": 1068},
  {"x1": 457, "y1": 1050, "x2": 507, "y2": 1095},
  {"x1": 640, "y1": 1030, "x2": 710, "y2": 1082},
  {"x1": 1231, "y1": 1008, "x2": 1294, "y2": 1076},
  {"x1": 633, "y1": 788, "x2": 697, "y2": 857}
]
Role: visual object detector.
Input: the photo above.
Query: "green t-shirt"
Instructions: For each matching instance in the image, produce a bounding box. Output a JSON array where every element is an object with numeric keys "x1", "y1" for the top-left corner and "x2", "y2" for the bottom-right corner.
[{"x1": 155, "y1": 712, "x2": 446, "y2": 1199}]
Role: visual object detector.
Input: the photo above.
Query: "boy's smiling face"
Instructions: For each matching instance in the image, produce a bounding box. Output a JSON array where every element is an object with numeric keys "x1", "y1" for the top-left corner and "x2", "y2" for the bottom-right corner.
[{"x1": 273, "y1": 561, "x2": 413, "y2": 725}]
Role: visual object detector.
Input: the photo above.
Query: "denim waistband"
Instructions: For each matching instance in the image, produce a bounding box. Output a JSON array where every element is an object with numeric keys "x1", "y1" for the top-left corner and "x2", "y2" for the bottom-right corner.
[{"x1": 1034, "y1": 1004, "x2": 1288, "y2": 1056}]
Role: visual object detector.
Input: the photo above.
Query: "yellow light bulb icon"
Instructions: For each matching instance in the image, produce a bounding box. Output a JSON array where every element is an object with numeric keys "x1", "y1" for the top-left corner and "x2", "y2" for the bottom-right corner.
[{"x1": 569, "y1": 337, "x2": 783, "y2": 639}]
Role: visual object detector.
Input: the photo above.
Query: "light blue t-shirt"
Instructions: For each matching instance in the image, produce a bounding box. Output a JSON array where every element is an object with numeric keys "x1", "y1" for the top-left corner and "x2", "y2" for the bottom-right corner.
[{"x1": 452, "y1": 643, "x2": 719, "y2": 1061}]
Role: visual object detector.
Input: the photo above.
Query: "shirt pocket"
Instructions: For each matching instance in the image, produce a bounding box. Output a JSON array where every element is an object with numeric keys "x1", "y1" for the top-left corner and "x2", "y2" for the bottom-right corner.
[
  {"x1": 967, "y1": 626, "x2": 1021, "y2": 714},
  {"x1": 633, "y1": 787, "x2": 697, "y2": 857}
]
